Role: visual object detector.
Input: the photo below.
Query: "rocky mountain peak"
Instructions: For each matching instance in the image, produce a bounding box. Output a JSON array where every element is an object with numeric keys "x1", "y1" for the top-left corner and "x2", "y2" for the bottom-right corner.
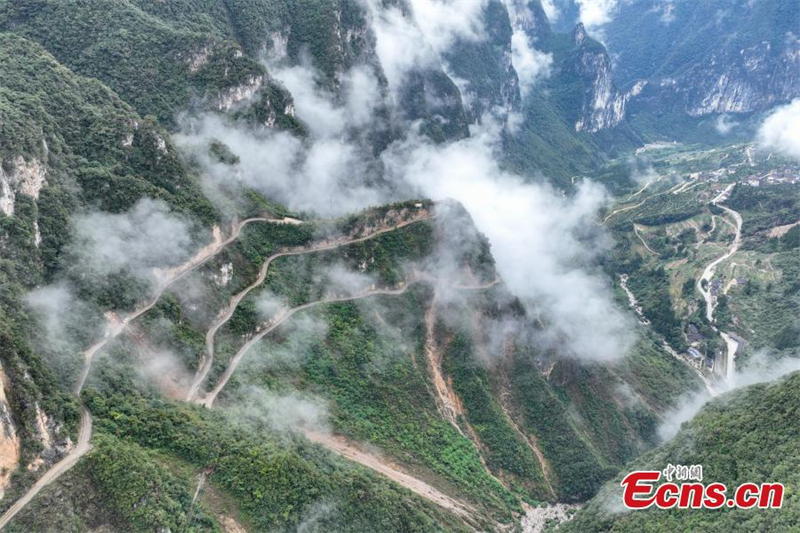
[{"x1": 573, "y1": 22, "x2": 587, "y2": 47}]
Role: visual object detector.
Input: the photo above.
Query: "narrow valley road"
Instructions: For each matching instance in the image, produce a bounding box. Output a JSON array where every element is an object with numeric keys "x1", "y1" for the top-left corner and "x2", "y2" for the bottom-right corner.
[{"x1": 696, "y1": 185, "x2": 743, "y2": 382}]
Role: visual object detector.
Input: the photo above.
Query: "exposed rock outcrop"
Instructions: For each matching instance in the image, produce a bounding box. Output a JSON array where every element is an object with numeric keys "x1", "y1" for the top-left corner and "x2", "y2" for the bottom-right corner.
[
  {"x1": 686, "y1": 40, "x2": 800, "y2": 116},
  {"x1": 0, "y1": 156, "x2": 47, "y2": 217},
  {"x1": 215, "y1": 75, "x2": 266, "y2": 111},
  {"x1": 572, "y1": 24, "x2": 627, "y2": 132},
  {"x1": 0, "y1": 364, "x2": 21, "y2": 500}
]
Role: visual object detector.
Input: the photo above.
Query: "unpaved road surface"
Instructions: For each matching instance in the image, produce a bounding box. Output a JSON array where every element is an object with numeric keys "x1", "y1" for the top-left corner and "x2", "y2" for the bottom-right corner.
[
  {"x1": 187, "y1": 215, "x2": 430, "y2": 402},
  {"x1": 696, "y1": 186, "x2": 743, "y2": 382},
  {"x1": 0, "y1": 407, "x2": 91, "y2": 529},
  {"x1": 0, "y1": 217, "x2": 276, "y2": 528},
  {"x1": 303, "y1": 430, "x2": 475, "y2": 520},
  {"x1": 200, "y1": 282, "x2": 421, "y2": 408},
  {"x1": 2, "y1": 212, "x2": 494, "y2": 529}
]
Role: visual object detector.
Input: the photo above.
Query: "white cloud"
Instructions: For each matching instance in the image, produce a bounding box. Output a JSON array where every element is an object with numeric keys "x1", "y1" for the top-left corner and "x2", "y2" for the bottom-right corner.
[
  {"x1": 272, "y1": 64, "x2": 346, "y2": 138},
  {"x1": 255, "y1": 292, "x2": 286, "y2": 322},
  {"x1": 366, "y1": 0, "x2": 488, "y2": 95},
  {"x1": 25, "y1": 283, "x2": 99, "y2": 353},
  {"x1": 658, "y1": 352, "x2": 800, "y2": 442},
  {"x1": 541, "y1": 0, "x2": 560, "y2": 21},
  {"x1": 175, "y1": 113, "x2": 387, "y2": 216},
  {"x1": 272, "y1": 63, "x2": 383, "y2": 138},
  {"x1": 714, "y1": 114, "x2": 738, "y2": 135},
  {"x1": 71, "y1": 198, "x2": 194, "y2": 281},
  {"x1": 383, "y1": 123, "x2": 634, "y2": 361},
  {"x1": 757, "y1": 99, "x2": 800, "y2": 160},
  {"x1": 575, "y1": 0, "x2": 618, "y2": 33},
  {"x1": 408, "y1": 0, "x2": 488, "y2": 53},
  {"x1": 367, "y1": 4, "x2": 438, "y2": 92},
  {"x1": 511, "y1": 30, "x2": 553, "y2": 98},
  {"x1": 343, "y1": 66, "x2": 383, "y2": 129},
  {"x1": 226, "y1": 385, "x2": 329, "y2": 433},
  {"x1": 177, "y1": 23, "x2": 633, "y2": 363}
]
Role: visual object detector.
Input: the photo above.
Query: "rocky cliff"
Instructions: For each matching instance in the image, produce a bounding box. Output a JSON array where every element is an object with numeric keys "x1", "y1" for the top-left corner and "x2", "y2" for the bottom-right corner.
[
  {"x1": 604, "y1": 0, "x2": 800, "y2": 118},
  {"x1": 572, "y1": 23, "x2": 628, "y2": 132}
]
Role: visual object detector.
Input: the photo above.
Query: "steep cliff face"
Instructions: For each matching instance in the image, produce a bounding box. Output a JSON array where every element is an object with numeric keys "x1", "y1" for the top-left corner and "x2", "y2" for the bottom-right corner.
[
  {"x1": 626, "y1": 37, "x2": 800, "y2": 118},
  {"x1": 504, "y1": 0, "x2": 552, "y2": 42},
  {"x1": 258, "y1": 0, "x2": 380, "y2": 88},
  {"x1": 604, "y1": 0, "x2": 800, "y2": 118},
  {"x1": 0, "y1": 156, "x2": 47, "y2": 218},
  {"x1": 442, "y1": 0, "x2": 521, "y2": 118},
  {"x1": 572, "y1": 24, "x2": 627, "y2": 132},
  {"x1": 682, "y1": 40, "x2": 799, "y2": 116}
]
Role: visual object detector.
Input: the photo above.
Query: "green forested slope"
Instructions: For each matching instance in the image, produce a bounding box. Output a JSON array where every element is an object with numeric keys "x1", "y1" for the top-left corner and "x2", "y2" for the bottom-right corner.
[
  {"x1": 564, "y1": 371, "x2": 800, "y2": 533},
  {"x1": 0, "y1": 31, "x2": 215, "y2": 487}
]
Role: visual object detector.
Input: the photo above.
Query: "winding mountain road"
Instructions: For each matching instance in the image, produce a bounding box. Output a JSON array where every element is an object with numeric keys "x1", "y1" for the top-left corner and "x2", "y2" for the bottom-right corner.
[
  {"x1": 0, "y1": 216, "x2": 281, "y2": 529},
  {"x1": 304, "y1": 430, "x2": 476, "y2": 520},
  {"x1": 187, "y1": 215, "x2": 430, "y2": 402},
  {"x1": 1, "y1": 210, "x2": 499, "y2": 528},
  {"x1": 0, "y1": 407, "x2": 91, "y2": 530},
  {"x1": 199, "y1": 281, "x2": 422, "y2": 408},
  {"x1": 696, "y1": 184, "x2": 743, "y2": 382},
  {"x1": 199, "y1": 274, "x2": 502, "y2": 524}
]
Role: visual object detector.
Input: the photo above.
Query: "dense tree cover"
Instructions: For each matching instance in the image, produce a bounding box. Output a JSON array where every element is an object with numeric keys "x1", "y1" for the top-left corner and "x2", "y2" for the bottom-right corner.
[
  {"x1": 773, "y1": 325, "x2": 800, "y2": 350},
  {"x1": 261, "y1": 221, "x2": 435, "y2": 307},
  {"x1": 549, "y1": 360, "x2": 658, "y2": 466},
  {"x1": 269, "y1": 297, "x2": 520, "y2": 519},
  {"x1": 134, "y1": 0, "x2": 373, "y2": 86},
  {"x1": 440, "y1": 0, "x2": 517, "y2": 118},
  {"x1": 504, "y1": 31, "x2": 639, "y2": 188},
  {"x1": 140, "y1": 294, "x2": 208, "y2": 370},
  {"x1": 0, "y1": 305, "x2": 80, "y2": 470},
  {"x1": 626, "y1": 267, "x2": 687, "y2": 351},
  {"x1": 605, "y1": 0, "x2": 799, "y2": 87},
  {"x1": 208, "y1": 221, "x2": 315, "y2": 301},
  {"x1": 509, "y1": 354, "x2": 617, "y2": 501},
  {"x1": 727, "y1": 183, "x2": 800, "y2": 238},
  {"x1": 0, "y1": 33, "x2": 214, "y2": 220},
  {"x1": 563, "y1": 371, "x2": 800, "y2": 532},
  {"x1": 781, "y1": 226, "x2": 800, "y2": 251},
  {"x1": 210, "y1": 216, "x2": 433, "y2": 384},
  {"x1": 85, "y1": 391, "x2": 470, "y2": 532},
  {"x1": 88, "y1": 435, "x2": 218, "y2": 532},
  {"x1": 443, "y1": 333, "x2": 550, "y2": 500},
  {"x1": 0, "y1": 1, "x2": 757, "y2": 527},
  {"x1": 0, "y1": 0, "x2": 261, "y2": 124},
  {"x1": 4, "y1": 449, "x2": 216, "y2": 533},
  {"x1": 636, "y1": 196, "x2": 703, "y2": 227},
  {"x1": 615, "y1": 335, "x2": 702, "y2": 412}
]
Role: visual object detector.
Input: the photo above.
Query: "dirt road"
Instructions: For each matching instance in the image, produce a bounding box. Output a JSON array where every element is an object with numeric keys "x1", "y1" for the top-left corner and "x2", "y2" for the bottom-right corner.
[
  {"x1": 197, "y1": 269, "x2": 503, "y2": 522},
  {"x1": 1, "y1": 212, "x2": 491, "y2": 529},
  {"x1": 633, "y1": 225, "x2": 659, "y2": 256},
  {"x1": 187, "y1": 215, "x2": 430, "y2": 402},
  {"x1": 0, "y1": 406, "x2": 91, "y2": 529},
  {"x1": 303, "y1": 430, "x2": 475, "y2": 520},
  {"x1": 0, "y1": 217, "x2": 277, "y2": 529},
  {"x1": 603, "y1": 198, "x2": 647, "y2": 223},
  {"x1": 696, "y1": 185, "x2": 743, "y2": 382},
  {"x1": 200, "y1": 282, "x2": 421, "y2": 408}
]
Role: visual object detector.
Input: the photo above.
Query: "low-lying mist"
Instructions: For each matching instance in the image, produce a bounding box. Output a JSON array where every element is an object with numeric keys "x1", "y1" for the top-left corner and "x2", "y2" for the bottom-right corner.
[{"x1": 171, "y1": 3, "x2": 633, "y2": 363}]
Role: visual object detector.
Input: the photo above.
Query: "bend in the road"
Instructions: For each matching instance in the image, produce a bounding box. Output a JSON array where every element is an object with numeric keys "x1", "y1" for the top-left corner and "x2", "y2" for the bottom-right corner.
[
  {"x1": 188, "y1": 216, "x2": 431, "y2": 402},
  {"x1": 695, "y1": 190, "x2": 743, "y2": 383},
  {"x1": 0, "y1": 217, "x2": 278, "y2": 529}
]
